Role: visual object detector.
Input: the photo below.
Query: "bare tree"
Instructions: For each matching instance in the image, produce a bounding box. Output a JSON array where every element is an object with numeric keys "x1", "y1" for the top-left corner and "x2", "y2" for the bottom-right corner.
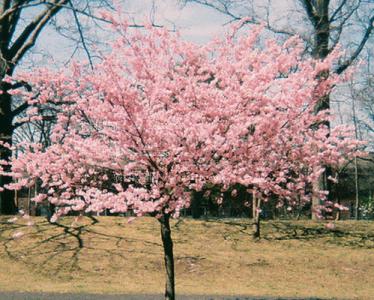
[
  {"x1": 353, "y1": 68, "x2": 374, "y2": 143},
  {"x1": 182, "y1": 1, "x2": 373, "y2": 62},
  {"x1": 349, "y1": 59, "x2": 374, "y2": 219}
]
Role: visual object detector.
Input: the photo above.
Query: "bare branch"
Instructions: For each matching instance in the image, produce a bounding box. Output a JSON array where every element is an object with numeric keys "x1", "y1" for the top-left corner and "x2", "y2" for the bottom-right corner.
[
  {"x1": 299, "y1": 0, "x2": 318, "y2": 26},
  {"x1": 330, "y1": 0, "x2": 349, "y2": 22},
  {"x1": 13, "y1": 114, "x2": 55, "y2": 129},
  {"x1": 68, "y1": 0, "x2": 93, "y2": 69},
  {"x1": 0, "y1": 1, "x2": 45, "y2": 24},
  {"x1": 336, "y1": 14, "x2": 374, "y2": 74},
  {"x1": 329, "y1": 1, "x2": 361, "y2": 52},
  {"x1": 11, "y1": 101, "x2": 29, "y2": 118},
  {"x1": 10, "y1": 0, "x2": 69, "y2": 65},
  {"x1": 183, "y1": 0, "x2": 295, "y2": 37},
  {"x1": 0, "y1": 0, "x2": 12, "y2": 15}
]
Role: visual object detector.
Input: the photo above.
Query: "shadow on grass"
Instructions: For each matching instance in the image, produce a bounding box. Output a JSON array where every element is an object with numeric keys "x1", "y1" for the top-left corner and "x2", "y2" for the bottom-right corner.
[
  {"x1": 0, "y1": 216, "x2": 162, "y2": 276},
  {"x1": 0, "y1": 216, "x2": 94, "y2": 275},
  {"x1": 265, "y1": 221, "x2": 374, "y2": 248},
  {"x1": 195, "y1": 218, "x2": 374, "y2": 249}
]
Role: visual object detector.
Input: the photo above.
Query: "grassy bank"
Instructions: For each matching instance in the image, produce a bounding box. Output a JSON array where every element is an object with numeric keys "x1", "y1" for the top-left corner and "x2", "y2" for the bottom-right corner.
[{"x1": 0, "y1": 216, "x2": 373, "y2": 299}]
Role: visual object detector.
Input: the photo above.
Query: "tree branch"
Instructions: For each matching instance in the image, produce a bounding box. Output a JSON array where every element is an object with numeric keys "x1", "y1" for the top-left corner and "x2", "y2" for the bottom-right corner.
[
  {"x1": 0, "y1": 0, "x2": 11, "y2": 15},
  {"x1": 68, "y1": 0, "x2": 93, "y2": 69},
  {"x1": 329, "y1": 1, "x2": 361, "y2": 52},
  {"x1": 330, "y1": 0, "x2": 348, "y2": 22},
  {"x1": 0, "y1": 1, "x2": 44, "y2": 24},
  {"x1": 183, "y1": 0, "x2": 295, "y2": 37},
  {"x1": 336, "y1": 14, "x2": 374, "y2": 74},
  {"x1": 299, "y1": 0, "x2": 318, "y2": 26},
  {"x1": 9, "y1": 0, "x2": 69, "y2": 65},
  {"x1": 13, "y1": 114, "x2": 55, "y2": 129},
  {"x1": 11, "y1": 101, "x2": 29, "y2": 118}
]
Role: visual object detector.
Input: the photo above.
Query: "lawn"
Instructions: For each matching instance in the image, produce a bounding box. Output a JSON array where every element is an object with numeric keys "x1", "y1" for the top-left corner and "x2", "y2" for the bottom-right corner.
[{"x1": 0, "y1": 216, "x2": 373, "y2": 299}]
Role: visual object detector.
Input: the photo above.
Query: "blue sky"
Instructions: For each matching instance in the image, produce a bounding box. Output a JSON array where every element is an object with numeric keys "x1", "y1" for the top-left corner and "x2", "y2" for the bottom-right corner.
[
  {"x1": 124, "y1": 0, "x2": 230, "y2": 43},
  {"x1": 29, "y1": 0, "x2": 231, "y2": 68}
]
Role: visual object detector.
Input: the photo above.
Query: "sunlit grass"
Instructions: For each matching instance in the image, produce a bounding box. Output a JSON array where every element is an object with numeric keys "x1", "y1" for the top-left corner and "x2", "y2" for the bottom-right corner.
[{"x1": 0, "y1": 216, "x2": 373, "y2": 298}]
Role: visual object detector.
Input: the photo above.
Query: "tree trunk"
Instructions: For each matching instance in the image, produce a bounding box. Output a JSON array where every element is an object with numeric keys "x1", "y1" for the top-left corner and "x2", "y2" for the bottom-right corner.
[
  {"x1": 311, "y1": 180, "x2": 320, "y2": 220},
  {"x1": 351, "y1": 96, "x2": 360, "y2": 221},
  {"x1": 252, "y1": 214, "x2": 260, "y2": 239},
  {"x1": 303, "y1": 0, "x2": 331, "y2": 220},
  {"x1": 311, "y1": 172, "x2": 324, "y2": 220},
  {"x1": 0, "y1": 90, "x2": 17, "y2": 215},
  {"x1": 354, "y1": 156, "x2": 360, "y2": 220},
  {"x1": 252, "y1": 191, "x2": 261, "y2": 239},
  {"x1": 313, "y1": 2, "x2": 330, "y2": 60},
  {"x1": 335, "y1": 178, "x2": 342, "y2": 221},
  {"x1": 159, "y1": 214, "x2": 175, "y2": 300}
]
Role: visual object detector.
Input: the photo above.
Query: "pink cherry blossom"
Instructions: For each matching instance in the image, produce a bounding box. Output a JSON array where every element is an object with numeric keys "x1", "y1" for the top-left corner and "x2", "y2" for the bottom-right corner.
[{"x1": 0, "y1": 18, "x2": 363, "y2": 298}]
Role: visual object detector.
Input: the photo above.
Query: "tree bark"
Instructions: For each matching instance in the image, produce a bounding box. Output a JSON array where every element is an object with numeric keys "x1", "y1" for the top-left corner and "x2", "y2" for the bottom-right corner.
[
  {"x1": 252, "y1": 214, "x2": 260, "y2": 239},
  {"x1": 0, "y1": 89, "x2": 16, "y2": 214},
  {"x1": 252, "y1": 191, "x2": 261, "y2": 239},
  {"x1": 159, "y1": 214, "x2": 175, "y2": 300},
  {"x1": 352, "y1": 97, "x2": 360, "y2": 220},
  {"x1": 311, "y1": 185, "x2": 320, "y2": 220},
  {"x1": 305, "y1": 0, "x2": 331, "y2": 220},
  {"x1": 335, "y1": 177, "x2": 342, "y2": 221},
  {"x1": 354, "y1": 156, "x2": 359, "y2": 220}
]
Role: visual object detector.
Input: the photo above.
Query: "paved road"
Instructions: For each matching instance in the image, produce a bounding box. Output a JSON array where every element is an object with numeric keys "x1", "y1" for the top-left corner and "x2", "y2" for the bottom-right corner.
[{"x1": 0, "y1": 293, "x2": 333, "y2": 300}]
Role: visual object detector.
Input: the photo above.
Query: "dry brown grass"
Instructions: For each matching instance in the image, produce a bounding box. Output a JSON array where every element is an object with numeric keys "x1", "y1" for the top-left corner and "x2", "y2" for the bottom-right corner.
[{"x1": 0, "y1": 216, "x2": 373, "y2": 299}]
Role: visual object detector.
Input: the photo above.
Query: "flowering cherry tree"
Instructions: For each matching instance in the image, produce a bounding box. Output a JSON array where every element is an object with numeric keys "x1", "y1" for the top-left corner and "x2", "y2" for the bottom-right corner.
[
  {"x1": 0, "y1": 13, "x2": 363, "y2": 300},
  {"x1": 202, "y1": 30, "x2": 363, "y2": 236}
]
